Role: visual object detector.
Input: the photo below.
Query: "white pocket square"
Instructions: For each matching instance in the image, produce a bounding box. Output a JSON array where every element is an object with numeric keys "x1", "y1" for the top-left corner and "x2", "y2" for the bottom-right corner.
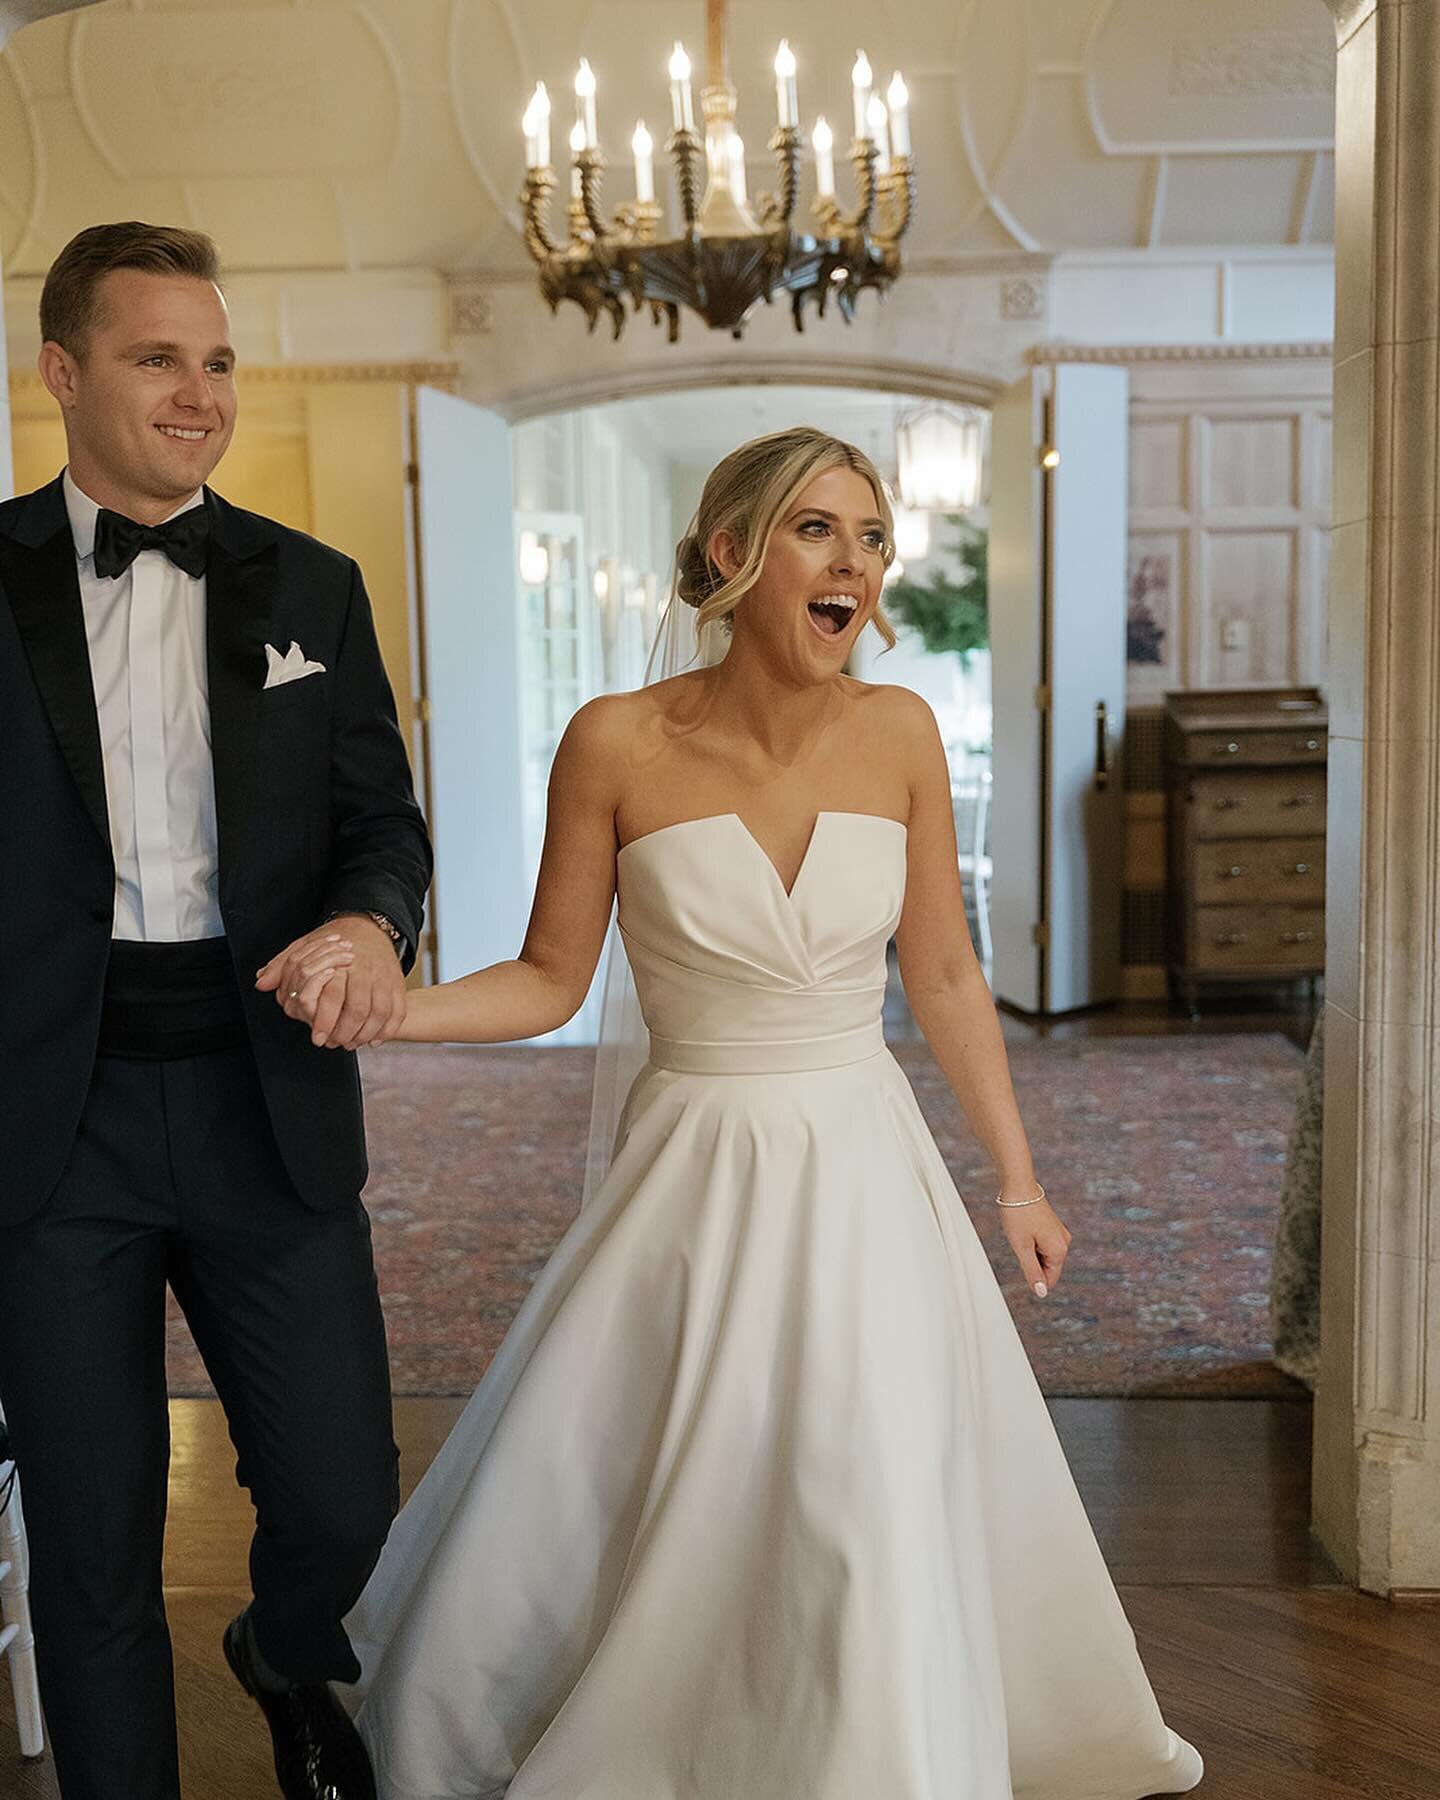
[{"x1": 263, "y1": 641, "x2": 327, "y2": 689}]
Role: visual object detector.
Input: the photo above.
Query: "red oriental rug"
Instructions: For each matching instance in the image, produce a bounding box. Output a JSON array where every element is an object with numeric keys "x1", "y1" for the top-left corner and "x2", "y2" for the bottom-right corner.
[{"x1": 165, "y1": 1033, "x2": 1310, "y2": 1401}]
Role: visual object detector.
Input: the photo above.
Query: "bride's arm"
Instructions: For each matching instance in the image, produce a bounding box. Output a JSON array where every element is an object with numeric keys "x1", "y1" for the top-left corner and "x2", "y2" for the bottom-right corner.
[
  {"x1": 887, "y1": 690, "x2": 1071, "y2": 1296},
  {"x1": 294, "y1": 698, "x2": 628, "y2": 1045}
]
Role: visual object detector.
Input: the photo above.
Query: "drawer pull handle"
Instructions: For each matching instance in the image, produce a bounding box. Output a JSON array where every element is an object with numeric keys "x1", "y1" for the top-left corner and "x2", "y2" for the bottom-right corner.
[
  {"x1": 1280, "y1": 795, "x2": 1318, "y2": 807},
  {"x1": 1212, "y1": 741, "x2": 1242, "y2": 755},
  {"x1": 1297, "y1": 739, "x2": 1321, "y2": 752},
  {"x1": 1213, "y1": 797, "x2": 1242, "y2": 810},
  {"x1": 1280, "y1": 930, "x2": 1317, "y2": 944},
  {"x1": 1289, "y1": 862, "x2": 1310, "y2": 875},
  {"x1": 1219, "y1": 865, "x2": 1245, "y2": 878},
  {"x1": 1213, "y1": 931, "x2": 1250, "y2": 946}
]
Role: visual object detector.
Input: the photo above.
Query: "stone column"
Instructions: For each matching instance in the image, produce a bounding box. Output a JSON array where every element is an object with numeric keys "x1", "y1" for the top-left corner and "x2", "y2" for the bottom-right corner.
[{"x1": 1315, "y1": 0, "x2": 1440, "y2": 1594}]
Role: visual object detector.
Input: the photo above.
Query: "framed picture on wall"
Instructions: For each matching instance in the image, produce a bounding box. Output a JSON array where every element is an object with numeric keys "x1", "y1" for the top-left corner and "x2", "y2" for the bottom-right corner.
[{"x1": 1126, "y1": 537, "x2": 1180, "y2": 698}]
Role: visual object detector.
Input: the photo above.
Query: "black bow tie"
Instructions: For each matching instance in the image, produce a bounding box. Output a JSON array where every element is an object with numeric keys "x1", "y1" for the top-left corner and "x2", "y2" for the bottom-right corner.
[{"x1": 93, "y1": 505, "x2": 210, "y2": 581}]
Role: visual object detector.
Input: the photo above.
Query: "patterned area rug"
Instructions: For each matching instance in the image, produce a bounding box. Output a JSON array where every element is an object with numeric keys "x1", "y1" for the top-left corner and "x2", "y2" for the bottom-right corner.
[{"x1": 165, "y1": 1033, "x2": 1310, "y2": 1401}]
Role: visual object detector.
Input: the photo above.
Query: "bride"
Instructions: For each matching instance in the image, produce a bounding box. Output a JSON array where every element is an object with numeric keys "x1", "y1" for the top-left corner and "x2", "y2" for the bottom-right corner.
[{"x1": 285, "y1": 427, "x2": 1204, "y2": 1800}]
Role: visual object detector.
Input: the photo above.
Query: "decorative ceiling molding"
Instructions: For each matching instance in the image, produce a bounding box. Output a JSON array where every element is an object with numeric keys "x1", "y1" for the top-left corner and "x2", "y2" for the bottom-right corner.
[
  {"x1": 0, "y1": 1, "x2": 1340, "y2": 278},
  {"x1": 0, "y1": 0, "x2": 97, "y2": 50},
  {"x1": 499, "y1": 355, "x2": 1005, "y2": 425},
  {"x1": 1083, "y1": 0, "x2": 1334, "y2": 158},
  {"x1": 1027, "y1": 339, "x2": 1332, "y2": 364}
]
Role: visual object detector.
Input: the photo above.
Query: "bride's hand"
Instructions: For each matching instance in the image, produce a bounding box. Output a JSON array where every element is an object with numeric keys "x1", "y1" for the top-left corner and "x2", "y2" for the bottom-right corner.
[
  {"x1": 272, "y1": 938, "x2": 355, "y2": 1025},
  {"x1": 997, "y1": 1195, "x2": 1072, "y2": 1299}
]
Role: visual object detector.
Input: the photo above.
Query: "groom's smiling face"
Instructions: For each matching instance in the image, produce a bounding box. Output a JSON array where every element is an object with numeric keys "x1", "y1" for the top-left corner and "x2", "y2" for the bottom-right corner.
[{"x1": 40, "y1": 268, "x2": 238, "y2": 525}]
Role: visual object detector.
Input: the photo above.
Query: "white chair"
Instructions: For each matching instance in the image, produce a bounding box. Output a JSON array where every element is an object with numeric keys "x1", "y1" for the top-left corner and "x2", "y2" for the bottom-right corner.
[
  {"x1": 952, "y1": 772, "x2": 994, "y2": 969},
  {"x1": 0, "y1": 1406, "x2": 44, "y2": 1762}
]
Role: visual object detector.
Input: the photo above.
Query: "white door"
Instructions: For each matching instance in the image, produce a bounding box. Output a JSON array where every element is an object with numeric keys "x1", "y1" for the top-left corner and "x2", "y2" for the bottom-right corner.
[
  {"x1": 987, "y1": 365, "x2": 1129, "y2": 1014},
  {"x1": 988, "y1": 373, "x2": 1046, "y2": 1012},
  {"x1": 1048, "y1": 364, "x2": 1128, "y2": 1011},
  {"x1": 414, "y1": 387, "x2": 529, "y2": 987}
]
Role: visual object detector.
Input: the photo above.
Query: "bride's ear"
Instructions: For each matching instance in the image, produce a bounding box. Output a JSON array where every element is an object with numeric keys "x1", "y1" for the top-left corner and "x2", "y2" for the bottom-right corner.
[{"x1": 706, "y1": 528, "x2": 744, "y2": 582}]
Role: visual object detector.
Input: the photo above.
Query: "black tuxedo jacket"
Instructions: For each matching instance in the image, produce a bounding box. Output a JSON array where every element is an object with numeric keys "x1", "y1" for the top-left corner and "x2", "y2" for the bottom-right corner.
[{"x1": 0, "y1": 476, "x2": 433, "y2": 1224}]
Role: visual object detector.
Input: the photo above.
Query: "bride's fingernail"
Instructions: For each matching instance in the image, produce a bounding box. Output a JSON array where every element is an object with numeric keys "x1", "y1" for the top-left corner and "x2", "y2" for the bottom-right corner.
[{"x1": 1034, "y1": 1281, "x2": 1048, "y2": 1297}]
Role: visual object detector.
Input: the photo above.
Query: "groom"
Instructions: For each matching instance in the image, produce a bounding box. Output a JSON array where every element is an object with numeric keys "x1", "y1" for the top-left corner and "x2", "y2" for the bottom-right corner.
[{"x1": 0, "y1": 223, "x2": 431, "y2": 1799}]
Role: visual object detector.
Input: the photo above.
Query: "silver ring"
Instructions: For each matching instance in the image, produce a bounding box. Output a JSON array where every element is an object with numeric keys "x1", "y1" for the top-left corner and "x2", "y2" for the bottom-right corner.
[{"x1": 288, "y1": 989, "x2": 300, "y2": 999}]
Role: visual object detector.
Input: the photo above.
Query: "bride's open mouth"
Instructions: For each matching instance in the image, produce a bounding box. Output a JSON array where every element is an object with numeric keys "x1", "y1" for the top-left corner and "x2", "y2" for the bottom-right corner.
[{"x1": 806, "y1": 593, "x2": 860, "y2": 638}]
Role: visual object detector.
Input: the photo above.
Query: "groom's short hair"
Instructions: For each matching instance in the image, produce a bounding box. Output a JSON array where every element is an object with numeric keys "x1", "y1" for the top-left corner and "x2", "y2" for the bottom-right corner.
[{"x1": 41, "y1": 222, "x2": 223, "y2": 357}]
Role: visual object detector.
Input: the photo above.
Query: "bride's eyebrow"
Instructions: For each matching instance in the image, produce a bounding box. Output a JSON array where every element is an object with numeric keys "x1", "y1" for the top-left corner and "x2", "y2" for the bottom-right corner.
[{"x1": 786, "y1": 506, "x2": 887, "y2": 528}]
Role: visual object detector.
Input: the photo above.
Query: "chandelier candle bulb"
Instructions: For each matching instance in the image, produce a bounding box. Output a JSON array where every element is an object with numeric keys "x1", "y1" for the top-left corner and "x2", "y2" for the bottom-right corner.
[
  {"x1": 774, "y1": 40, "x2": 799, "y2": 128},
  {"x1": 851, "y1": 50, "x2": 873, "y2": 142},
  {"x1": 812, "y1": 114, "x2": 836, "y2": 196},
  {"x1": 568, "y1": 118, "x2": 586, "y2": 199},
  {"x1": 574, "y1": 57, "x2": 598, "y2": 148},
  {"x1": 886, "y1": 73, "x2": 910, "y2": 157},
  {"x1": 669, "y1": 42, "x2": 695, "y2": 133},
  {"x1": 867, "y1": 96, "x2": 891, "y2": 173},
  {"x1": 632, "y1": 121, "x2": 655, "y2": 202},
  {"x1": 523, "y1": 82, "x2": 551, "y2": 168}
]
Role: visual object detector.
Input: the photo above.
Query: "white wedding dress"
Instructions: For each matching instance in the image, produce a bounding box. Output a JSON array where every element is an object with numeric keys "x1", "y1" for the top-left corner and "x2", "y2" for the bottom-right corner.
[{"x1": 348, "y1": 811, "x2": 1204, "y2": 1800}]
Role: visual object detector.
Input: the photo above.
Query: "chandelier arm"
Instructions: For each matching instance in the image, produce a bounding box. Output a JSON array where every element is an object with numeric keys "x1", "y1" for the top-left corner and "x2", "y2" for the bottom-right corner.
[
  {"x1": 876, "y1": 157, "x2": 916, "y2": 244},
  {"x1": 848, "y1": 138, "x2": 878, "y2": 235},
  {"x1": 668, "y1": 128, "x2": 704, "y2": 230},
  {"x1": 577, "y1": 148, "x2": 613, "y2": 242},
  {"x1": 520, "y1": 170, "x2": 563, "y2": 259},
  {"x1": 768, "y1": 124, "x2": 801, "y2": 226}
]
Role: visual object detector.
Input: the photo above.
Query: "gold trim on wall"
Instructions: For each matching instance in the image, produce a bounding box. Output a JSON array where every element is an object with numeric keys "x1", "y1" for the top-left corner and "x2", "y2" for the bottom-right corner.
[
  {"x1": 7, "y1": 361, "x2": 461, "y2": 396},
  {"x1": 1027, "y1": 342, "x2": 1332, "y2": 365}
]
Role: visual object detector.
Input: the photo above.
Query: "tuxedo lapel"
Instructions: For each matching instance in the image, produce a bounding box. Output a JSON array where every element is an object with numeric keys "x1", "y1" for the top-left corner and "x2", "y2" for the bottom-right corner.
[
  {"x1": 0, "y1": 477, "x2": 110, "y2": 850},
  {"x1": 203, "y1": 489, "x2": 279, "y2": 874}
]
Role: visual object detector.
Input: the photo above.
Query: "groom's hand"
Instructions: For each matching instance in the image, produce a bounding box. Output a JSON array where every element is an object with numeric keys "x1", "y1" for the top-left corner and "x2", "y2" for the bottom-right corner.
[{"x1": 257, "y1": 917, "x2": 407, "y2": 1049}]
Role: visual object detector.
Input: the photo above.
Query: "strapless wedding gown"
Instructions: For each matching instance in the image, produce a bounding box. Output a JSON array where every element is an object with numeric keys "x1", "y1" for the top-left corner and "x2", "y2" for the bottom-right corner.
[{"x1": 348, "y1": 812, "x2": 1203, "y2": 1800}]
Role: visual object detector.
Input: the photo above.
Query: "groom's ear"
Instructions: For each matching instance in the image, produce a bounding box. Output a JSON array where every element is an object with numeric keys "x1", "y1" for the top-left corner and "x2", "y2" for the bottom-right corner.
[{"x1": 38, "y1": 340, "x2": 81, "y2": 411}]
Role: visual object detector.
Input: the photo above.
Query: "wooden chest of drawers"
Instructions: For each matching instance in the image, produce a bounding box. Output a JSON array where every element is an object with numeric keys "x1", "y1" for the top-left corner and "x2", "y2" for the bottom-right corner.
[{"x1": 1163, "y1": 687, "x2": 1327, "y2": 1012}]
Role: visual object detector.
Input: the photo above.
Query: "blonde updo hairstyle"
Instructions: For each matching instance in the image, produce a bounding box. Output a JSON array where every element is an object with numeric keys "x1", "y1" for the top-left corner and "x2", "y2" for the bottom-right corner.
[{"x1": 673, "y1": 426, "x2": 898, "y2": 650}]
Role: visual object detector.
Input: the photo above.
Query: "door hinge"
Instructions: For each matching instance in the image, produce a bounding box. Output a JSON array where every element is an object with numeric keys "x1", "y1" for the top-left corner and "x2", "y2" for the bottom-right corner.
[
  {"x1": 1031, "y1": 921, "x2": 1051, "y2": 948},
  {"x1": 415, "y1": 695, "x2": 432, "y2": 724},
  {"x1": 1034, "y1": 683, "x2": 1051, "y2": 711},
  {"x1": 406, "y1": 460, "x2": 420, "y2": 487}
]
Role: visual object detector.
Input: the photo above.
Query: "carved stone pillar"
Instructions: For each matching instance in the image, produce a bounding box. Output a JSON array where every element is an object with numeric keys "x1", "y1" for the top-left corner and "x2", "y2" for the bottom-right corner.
[{"x1": 1315, "y1": 0, "x2": 1440, "y2": 1594}]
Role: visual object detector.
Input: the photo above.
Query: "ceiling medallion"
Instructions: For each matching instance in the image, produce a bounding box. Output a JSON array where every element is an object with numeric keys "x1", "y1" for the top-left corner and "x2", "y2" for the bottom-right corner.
[{"x1": 518, "y1": 0, "x2": 914, "y2": 342}]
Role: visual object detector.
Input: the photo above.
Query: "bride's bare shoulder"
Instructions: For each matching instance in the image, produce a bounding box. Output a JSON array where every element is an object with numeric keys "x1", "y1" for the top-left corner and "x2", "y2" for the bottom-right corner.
[
  {"x1": 840, "y1": 677, "x2": 942, "y2": 739},
  {"x1": 560, "y1": 673, "x2": 710, "y2": 763}
]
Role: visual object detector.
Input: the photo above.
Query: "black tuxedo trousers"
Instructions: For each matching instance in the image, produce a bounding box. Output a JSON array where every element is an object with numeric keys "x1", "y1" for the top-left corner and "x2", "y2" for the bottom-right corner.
[
  {"x1": 0, "y1": 1047, "x2": 398, "y2": 1800},
  {"x1": 0, "y1": 479, "x2": 433, "y2": 1800}
]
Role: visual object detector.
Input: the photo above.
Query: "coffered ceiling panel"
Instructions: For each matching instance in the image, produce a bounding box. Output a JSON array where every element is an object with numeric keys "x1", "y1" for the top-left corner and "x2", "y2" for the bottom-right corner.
[
  {"x1": 1088, "y1": 0, "x2": 1333, "y2": 154},
  {"x1": 0, "y1": 0, "x2": 1337, "y2": 281}
]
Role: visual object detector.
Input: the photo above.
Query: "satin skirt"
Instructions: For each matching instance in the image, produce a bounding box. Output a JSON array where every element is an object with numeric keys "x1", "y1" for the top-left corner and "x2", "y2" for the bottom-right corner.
[{"x1": 347, "y1": 1049, "x2": 1203, "y2": 1800}]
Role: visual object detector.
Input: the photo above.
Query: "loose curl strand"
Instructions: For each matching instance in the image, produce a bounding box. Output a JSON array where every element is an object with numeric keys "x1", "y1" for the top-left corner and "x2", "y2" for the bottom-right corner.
[{"x1": 670, "y1": 426, "x2": 898, "y2": 651}]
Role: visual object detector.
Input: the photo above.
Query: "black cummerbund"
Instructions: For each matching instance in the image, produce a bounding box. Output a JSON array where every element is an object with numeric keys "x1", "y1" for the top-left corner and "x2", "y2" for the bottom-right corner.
[{"x1": 98, "y1": 938, "x2": 249, "y2": 1061}]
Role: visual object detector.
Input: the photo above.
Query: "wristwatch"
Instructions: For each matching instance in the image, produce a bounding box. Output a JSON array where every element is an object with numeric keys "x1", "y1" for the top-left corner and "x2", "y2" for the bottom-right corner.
[{"x1": 326, "y1": 909, "x2": 406, "y2": 957}]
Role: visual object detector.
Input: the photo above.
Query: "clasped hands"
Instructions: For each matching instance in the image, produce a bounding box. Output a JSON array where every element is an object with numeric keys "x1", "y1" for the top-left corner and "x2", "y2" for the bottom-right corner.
[{"x1": 255, "y1": 918, "x2": 404, "y2": 1050}]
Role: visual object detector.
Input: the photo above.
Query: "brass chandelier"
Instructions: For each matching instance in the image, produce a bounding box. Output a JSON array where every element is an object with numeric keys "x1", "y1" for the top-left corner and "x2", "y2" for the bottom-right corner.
[{"x1": 518, "y1": 0, "x2": 915, "y2": 342}]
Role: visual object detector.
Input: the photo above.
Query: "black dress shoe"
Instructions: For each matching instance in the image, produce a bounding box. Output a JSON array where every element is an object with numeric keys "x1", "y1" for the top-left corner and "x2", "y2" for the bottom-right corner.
[{"x1": 224, "y1": 1613, "x2": 378, "y2": 1800}]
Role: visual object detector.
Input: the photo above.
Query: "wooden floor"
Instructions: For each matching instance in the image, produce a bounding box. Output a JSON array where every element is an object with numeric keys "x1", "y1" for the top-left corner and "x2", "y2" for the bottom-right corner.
[{"x1": 4, "y1": 1394, "x2": 1438, "y2": 1799}]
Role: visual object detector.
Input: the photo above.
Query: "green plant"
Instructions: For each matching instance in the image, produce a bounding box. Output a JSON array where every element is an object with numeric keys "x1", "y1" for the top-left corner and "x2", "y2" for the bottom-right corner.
[{"x1": 885, "y1": 516, "x2": 988, "y2": 662}]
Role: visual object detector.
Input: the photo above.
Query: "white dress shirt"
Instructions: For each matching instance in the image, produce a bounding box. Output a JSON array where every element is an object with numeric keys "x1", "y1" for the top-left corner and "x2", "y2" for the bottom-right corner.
[{"x1": 65, "y1": 471, "x2": 224, "y2": 942}]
